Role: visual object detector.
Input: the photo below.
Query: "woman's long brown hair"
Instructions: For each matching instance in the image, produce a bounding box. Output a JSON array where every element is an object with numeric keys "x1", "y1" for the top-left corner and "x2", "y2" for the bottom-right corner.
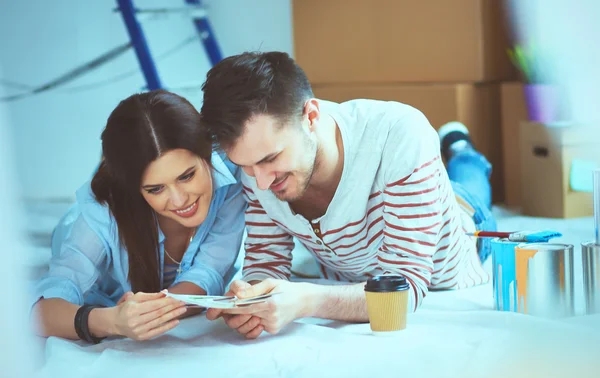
[{"x1": 91, "y1": 90, "x2": 212, "y2": 292}]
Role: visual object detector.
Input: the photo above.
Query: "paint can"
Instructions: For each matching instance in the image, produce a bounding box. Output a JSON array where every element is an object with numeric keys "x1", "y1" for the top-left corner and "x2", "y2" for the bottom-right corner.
[
  {"x1": 513, "y1": 243, "x2": 575, "y2": 318},
  {"x1": 582, "y1": 241, "x2": 600, "y2": 314},
  {"x1": 491, "y1": 240, "x2": 575, "y2": 318},
  {"x1": 490, "y1": 238, "x2": 520, "y2": 312},
  {"x1": 584, "y1": 170, "x2": 600, "y2": 314}
]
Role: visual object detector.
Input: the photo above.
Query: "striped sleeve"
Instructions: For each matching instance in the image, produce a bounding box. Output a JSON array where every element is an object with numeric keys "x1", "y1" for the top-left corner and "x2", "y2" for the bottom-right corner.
[
  {"x1": 380, "y1": 155, "x2": 444, "y2": 312},
  {"x1": 378, "y1": 109, "x2": 444, "y2": 312},
  {"x1": 241, "y1": 184, "x2": 294, "y2": 282}
]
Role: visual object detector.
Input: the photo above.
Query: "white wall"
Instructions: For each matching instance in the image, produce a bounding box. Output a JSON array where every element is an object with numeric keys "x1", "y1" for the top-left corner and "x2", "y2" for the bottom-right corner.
[
  {"x1": 0, "y1": 0, "x2": 292, "y2": 200},
  {"x1": 0, "y1": 58, "x2": 37, "y2": 376},
  {"x1": 508, "y1": 0, "x2": 600, "y2": 123}
]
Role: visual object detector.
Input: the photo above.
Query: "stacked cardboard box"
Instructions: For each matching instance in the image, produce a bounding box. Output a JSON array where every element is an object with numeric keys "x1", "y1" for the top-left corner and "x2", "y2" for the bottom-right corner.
[
  {"x1": 519, "y1": 122, "x2": 600, "y2": 218},
  {"x1": 500, "y1": 82, "x2": 528, "y2": 207},
  {"x1": 293, "y1": 0, "x2": 516, "y2": 203}
]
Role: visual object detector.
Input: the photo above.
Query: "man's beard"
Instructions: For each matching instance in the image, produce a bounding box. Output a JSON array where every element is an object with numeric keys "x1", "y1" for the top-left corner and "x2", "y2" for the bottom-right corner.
[
  {"x1": 273, "y1": 137, "x2": 319, "y2": 202},
  {"x1": 273, "y1": 167, "x2": 312, "y2": 202}
]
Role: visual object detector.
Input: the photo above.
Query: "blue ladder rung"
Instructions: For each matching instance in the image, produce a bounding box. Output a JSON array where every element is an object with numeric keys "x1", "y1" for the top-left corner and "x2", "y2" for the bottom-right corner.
[
  {"x1": 116, "y1": 0, "x2": 163, "y2": 90},
  {"x1": 116, "y1": 0, "x2": 223, "y2": 90}
]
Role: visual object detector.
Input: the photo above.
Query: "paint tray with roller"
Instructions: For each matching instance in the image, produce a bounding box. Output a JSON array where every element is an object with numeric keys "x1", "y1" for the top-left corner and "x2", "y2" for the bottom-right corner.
[{"x1": 165, "y1": 292, "x2": 277, "y2": 309}]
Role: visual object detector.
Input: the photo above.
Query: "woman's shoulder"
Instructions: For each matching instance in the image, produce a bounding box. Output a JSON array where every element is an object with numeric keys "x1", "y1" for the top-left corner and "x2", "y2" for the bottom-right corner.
[
  {"x1": 211, "y1": 150, "x2": 241, "y2": 187},
  {"x1": 72, "y1": 181, "x2": 115, "y2": 232}
]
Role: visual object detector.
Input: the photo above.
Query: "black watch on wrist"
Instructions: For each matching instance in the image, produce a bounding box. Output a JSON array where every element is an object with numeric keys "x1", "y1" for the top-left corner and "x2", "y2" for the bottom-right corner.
[{"x1": 74, "y1": 304, "x2": 106, "y2": 344}]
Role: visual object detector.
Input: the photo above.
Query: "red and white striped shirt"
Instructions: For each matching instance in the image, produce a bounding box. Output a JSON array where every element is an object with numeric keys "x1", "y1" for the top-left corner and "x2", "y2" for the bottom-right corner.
[{"x1": 242, "y1": 99, "x2": 488, "y2": 311}]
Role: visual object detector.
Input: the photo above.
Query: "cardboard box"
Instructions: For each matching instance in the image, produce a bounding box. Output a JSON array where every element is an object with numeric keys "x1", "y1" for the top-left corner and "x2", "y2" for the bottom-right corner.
[
  {"x1": 500, "y1": 82, "x2": 528, "y2": 207},
  {"x1": 293, "y1": 0, "x2": 516, "y2": 84},
  {"x1": 313, "y1": 83, "x2": 504, "y2": 202},
  {"x1": 519, "y1": 122, "x2": 600, "y2": 218}
]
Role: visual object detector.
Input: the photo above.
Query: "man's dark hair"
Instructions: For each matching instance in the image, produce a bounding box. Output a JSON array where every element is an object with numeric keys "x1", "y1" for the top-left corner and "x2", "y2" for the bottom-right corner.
[{"x1": 200, "y1": 51, "x2": 314, "y2": 150}]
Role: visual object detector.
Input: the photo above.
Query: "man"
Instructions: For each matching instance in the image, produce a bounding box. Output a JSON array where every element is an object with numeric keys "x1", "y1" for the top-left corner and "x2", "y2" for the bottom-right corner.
[{"x1": 200, "y1": 51, "x2": 496, "y2": 339}]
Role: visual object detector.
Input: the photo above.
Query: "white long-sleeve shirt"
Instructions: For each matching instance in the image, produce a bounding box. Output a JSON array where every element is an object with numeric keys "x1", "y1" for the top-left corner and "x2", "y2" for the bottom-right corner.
[{"x1": 242, "y1": 99, "x2": 488, "y2": 311}]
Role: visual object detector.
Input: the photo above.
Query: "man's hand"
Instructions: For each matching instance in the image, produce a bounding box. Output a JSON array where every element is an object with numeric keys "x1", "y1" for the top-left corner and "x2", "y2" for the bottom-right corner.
[
  {"x1": 206, "y1": 279, "x2": 313, "y2": 339},
  {"x1": 205, "y1": 280, "x2": 264, "y2": 339}
]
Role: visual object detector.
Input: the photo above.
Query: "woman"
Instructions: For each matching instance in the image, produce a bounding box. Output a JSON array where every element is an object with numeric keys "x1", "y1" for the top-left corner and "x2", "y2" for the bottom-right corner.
[{"x1": 32, "y1": 90, "x2": 246, "y2": 343}]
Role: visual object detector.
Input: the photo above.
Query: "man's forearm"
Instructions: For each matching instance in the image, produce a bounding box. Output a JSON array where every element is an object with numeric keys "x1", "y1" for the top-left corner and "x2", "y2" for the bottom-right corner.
[{"x1": 303, "y1": 283, "x2": 368, "y2": 322}]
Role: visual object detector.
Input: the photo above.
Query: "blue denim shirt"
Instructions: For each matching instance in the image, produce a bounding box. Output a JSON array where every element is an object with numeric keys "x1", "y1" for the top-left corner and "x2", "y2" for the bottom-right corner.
[{"x1": 33, "y1": 152, "x2": 247, "y2": 307}]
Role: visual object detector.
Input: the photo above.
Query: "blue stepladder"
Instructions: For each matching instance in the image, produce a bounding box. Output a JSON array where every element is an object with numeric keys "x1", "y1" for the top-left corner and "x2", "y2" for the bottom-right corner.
[{"x1": 115, "y1": 0, "x2": 223, "y2": 91}]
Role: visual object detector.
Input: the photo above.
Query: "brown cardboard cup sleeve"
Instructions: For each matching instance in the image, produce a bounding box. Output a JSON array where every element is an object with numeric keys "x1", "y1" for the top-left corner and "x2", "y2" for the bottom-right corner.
[{"x1": 364, "y1": 275, "x2": 410, "y2": 332}]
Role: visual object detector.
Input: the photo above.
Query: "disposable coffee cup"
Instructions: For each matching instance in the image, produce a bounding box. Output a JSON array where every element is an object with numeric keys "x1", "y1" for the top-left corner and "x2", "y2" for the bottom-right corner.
[{"x1": 364, "y1": 275, "x2": 410, "y2": 333}]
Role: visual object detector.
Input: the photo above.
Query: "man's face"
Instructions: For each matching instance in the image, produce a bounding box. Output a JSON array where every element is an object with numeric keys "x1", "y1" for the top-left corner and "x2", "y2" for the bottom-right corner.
[{"x1": 226, "y1": 109, "x2": 318, "y2": 202}]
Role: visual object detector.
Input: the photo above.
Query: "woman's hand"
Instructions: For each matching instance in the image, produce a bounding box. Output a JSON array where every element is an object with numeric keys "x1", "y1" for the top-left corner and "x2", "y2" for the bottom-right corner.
[{"x1": 110, "y1": 291, "x2": 187, "y2": 341}]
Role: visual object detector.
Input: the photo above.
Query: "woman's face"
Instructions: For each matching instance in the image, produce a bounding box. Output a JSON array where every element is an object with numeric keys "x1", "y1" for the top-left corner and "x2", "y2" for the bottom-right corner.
[{"x1": 140, "y1": 149, "x2": 212, "y2": 228}]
